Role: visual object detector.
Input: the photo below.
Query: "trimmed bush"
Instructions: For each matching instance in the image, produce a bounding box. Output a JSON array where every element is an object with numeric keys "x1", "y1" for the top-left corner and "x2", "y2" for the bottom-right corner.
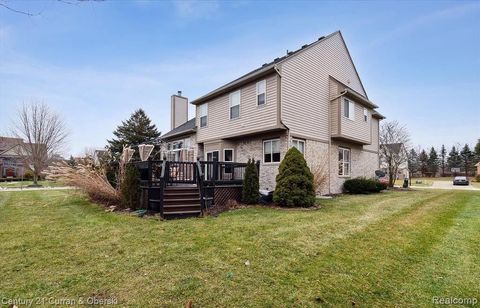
[
  {"x1": 24, "y1": 170, "x2": 34, "y2": 180},
  {"x1": 120, "y1": 164, "x2": 141, "y2": 210},
  {"x1": 273, "y1": 147, "x2": 315, "y2": 207},
  {"x1": 343, "y1": 177, "x2": 386, "y2": 194},
  {"x1": 242, "y1": 159, "x2": 260, "y2": 204},
  {"x1": 375, "y1": 180, "x2": 388, "y2": 192}
]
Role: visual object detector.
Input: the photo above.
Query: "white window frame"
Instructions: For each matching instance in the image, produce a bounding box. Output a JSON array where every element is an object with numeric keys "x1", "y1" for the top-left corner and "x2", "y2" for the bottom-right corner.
[
  {"x1": 344, "y1": 98, "x2": 355, "y2": 121},
  {"x1": 229, "y1": 90, "x2": 241, "y2": 119},
  {"x1": 223, "y1": 148, "x2": 234, "y2": 174},
  {"x1": 291, "y1": 139, "x2": 305, "y2": 155},
  {"x1": 223, "y1": 148, "x2": 234, "y2": 162},
  {"x1": 256, "y1": 80, "x2": 266, "y2": 106},
  {"x1": 199, "y1": 103, "x2": 208, "y2": 128},
  {"x1": 338, "y1": 147, "x2": 351, "y2": 177},
  {"x1": 363, "y1": 108, "x2": 368, "y2": 122},
  {"x1": 263, "y1": 139, "x2": 281, "y2": 164}
]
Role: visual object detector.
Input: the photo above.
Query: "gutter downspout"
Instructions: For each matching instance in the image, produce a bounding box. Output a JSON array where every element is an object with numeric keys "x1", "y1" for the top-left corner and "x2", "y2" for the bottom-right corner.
[
  {"x1": 274, "y1": 65, "x2": 291, "y2": 149},
  {"x1": 327, "y1": 84, "x2": 332, "y2": 195}
]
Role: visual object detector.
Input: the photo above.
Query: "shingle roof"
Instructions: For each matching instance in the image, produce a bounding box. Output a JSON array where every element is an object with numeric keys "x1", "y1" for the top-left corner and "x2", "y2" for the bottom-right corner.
[
  {"x1": 161, "y1": 118, "x2": 196, "y2": 140},
  {"x1": 191, "y1": 31, "x2": 341, "y2": 105}
]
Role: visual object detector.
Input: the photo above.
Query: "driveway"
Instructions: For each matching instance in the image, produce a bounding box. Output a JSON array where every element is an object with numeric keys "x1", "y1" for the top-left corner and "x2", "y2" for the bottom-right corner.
[{"x1": 413, "y1": 181, "x2": 480, "y2": 191}]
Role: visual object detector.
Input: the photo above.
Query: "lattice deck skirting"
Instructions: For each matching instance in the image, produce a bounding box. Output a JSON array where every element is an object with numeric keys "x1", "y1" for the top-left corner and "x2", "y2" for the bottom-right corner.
[{"x1": 214, "y1": 186, "x2": 242, "y2": 207}]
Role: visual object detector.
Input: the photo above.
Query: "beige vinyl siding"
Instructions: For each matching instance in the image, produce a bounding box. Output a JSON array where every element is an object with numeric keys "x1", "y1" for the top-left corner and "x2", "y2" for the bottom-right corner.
[
  {"x1": 196, "y1": 74, "x2": 278, "y2": 142},
  {"x1": 364, "y1": 118, "x2": 380, "y2": 152},
  {"x1": 330, "y1": 98, "x2": 340, "y2": 135},
  {"x1": 339, "y1": 99, "x2": 371, "y2": 143},
  {"x1": 280, "y1": 32, "x2": 366, "y2": 141},
  {"x1": 329, "y1": 80, "x2": 340, "y2": 135}
]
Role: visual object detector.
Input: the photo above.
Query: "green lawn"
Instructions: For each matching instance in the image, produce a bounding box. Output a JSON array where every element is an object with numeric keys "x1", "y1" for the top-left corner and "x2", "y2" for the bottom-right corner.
[
  {"x1": 0, "y1": 180, "x2": 63, "y2": 188},
  {"x1": 0, "y1": 190, "x2": 479, "y2": 306}
]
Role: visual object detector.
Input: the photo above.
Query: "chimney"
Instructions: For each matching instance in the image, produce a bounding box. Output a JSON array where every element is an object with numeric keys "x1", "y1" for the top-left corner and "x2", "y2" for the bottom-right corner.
[{"x1": 171, "y1": 91, "x2": 188, "y2": 130}]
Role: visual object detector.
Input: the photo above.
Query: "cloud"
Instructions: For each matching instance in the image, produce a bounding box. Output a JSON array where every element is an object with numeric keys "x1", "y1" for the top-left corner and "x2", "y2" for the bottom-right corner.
[{"x1": 172, "y1": 0, "x2": 220, "y2": 19}]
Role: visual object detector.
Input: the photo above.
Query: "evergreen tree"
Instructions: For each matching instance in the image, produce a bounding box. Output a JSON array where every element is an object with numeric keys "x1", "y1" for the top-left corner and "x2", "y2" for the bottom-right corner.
[
  {"x1": 107, "y1": 109, "x2": 160, "y2": 160},
  {"x1": 407, "y1": 148, "x2": 419, "y2": 177},
  {"x1": 241, "y1": 159, "x2": 260, "y2": 204},
  {"x1": 273, "y1": 147, "x2": 315, "y2": 207},
  {"x1": 447, "y1": 146, "x2": 462, "y2": 171},
  {"x1": 460, "y1": 144, "x2": 474, "y2": 176},
  {"x1": 427, "y1": 147, "x2": 439, "y2": 177},
  {"x1": 419, "y1": 149, "x2": 428, "y2": 177},
  {"x1": 474, "y1": 139, "x2": 480, "y2": 164},
  {"x1": 120, "y1": 164, "x2": 141, "y2": 210},
  {"x1": 439, "y1": 144, "x2": 447, "y2": 176}
]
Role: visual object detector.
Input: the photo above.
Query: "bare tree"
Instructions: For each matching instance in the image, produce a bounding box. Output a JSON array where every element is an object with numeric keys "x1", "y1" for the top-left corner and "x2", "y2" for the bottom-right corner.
[
  {"x1": 11, "y1": 102, "x2": 68, "y2": 185},
  {"x1": 380, "y1": 120, "x2": 410, "y2": 187}
]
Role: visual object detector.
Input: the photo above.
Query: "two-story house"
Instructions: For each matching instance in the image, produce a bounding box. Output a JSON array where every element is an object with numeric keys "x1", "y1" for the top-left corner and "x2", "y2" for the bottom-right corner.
[{"x1": 161, "y1": 31, "x2": 384, "y2": 194}]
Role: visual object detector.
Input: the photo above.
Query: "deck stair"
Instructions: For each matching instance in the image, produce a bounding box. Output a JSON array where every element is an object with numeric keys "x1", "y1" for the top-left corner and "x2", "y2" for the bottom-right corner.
[{"x1": 158, "y1": 186, "x2": 202, "y2": 218}]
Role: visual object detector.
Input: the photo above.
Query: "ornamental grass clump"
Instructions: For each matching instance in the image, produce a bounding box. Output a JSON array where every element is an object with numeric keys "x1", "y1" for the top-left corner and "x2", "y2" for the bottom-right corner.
[
  {"x1": 46, "y1": 156, "x2": 121, "y2": 205},
  {"x1": 273, "y1": 147, "x2": 315, "y2": 207}
]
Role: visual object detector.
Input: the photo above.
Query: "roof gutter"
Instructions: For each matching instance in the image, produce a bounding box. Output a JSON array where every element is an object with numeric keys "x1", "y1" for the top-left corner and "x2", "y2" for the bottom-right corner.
[{"x1": 330, "y1": 89, "x2": 378, "y2": 109}]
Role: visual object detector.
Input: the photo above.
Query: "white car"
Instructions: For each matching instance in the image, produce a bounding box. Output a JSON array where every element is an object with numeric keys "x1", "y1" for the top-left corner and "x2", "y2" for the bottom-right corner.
[{"x1": 453, "y1": 176, "x2": 469, "y2": 186}]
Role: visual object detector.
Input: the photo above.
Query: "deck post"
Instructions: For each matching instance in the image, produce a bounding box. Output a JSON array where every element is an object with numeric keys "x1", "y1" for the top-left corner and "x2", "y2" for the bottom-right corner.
[
  {"x1": 213, "y1": 157, "x2": 219, "y2": 182},
  {"x1": 147, "y1": 159, "x2": 152, "y2": 210}
]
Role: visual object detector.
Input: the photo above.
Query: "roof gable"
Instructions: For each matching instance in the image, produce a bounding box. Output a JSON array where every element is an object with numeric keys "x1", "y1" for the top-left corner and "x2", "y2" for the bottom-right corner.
[
  {"x1": 191, "y1": 30, "x2": 367, "y2": 105},
  {"x1": 281, "y1": 31, "x2": 367, "y2": 98}
]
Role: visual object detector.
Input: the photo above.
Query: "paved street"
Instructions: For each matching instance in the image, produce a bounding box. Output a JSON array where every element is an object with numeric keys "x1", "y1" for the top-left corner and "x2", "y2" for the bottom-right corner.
[{"x1": 413, "y1": 181, "x2": 480, "y2": 191}]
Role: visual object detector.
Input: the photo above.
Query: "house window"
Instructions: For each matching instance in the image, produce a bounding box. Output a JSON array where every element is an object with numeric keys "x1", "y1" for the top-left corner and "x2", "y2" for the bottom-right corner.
[
  {"x1": 363, "y1": 108, "x2": 368, "y2": 122},
  {"x1": 224, "y1": 149, "x2": 233, "y2": 162},
  {"x1": 291, "y1": 139, "x2": 305, "y2": 154},
  {"x1": 338, "y1": 147, "x2": 351, "y2": 176},
  {"x1": 230, "y1": 90, "x2": 241, "y2": 119},
  {"x1": 224, "y1": 149, "x2": 234, "y2": 174},
  {"x1": 256, "y1": 80, "x2": 266, "y2": 106},
  {"x1": 344, "y1": 99, "x2": 355, "y2": 121},
  {"x1": 200, "y1": 103, "x2": 208, "y2": 128},
  {"x1": 263, "y1": 139, "x2": 280, "y2": 163}
]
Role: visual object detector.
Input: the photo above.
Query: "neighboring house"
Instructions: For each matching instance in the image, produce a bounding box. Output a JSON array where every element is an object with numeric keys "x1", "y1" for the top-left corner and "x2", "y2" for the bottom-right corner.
[
  {"x1": 161, "y1": 31, "x2": 384, "y2": 194},
  {"x1": 475, "y1": 162, "x2": 480, "y2": 176},
  {"x1": 380, "y1": 143, "x2": 409, "y2": 180},
  {"x1": 0, "y1": 137, "x2": 25, "y2": 179}
]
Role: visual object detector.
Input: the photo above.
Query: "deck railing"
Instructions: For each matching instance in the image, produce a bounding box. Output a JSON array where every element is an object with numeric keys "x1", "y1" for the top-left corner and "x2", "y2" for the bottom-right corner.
[{"x1": 132, "y1": 159, "x2": 258, "y2": 213}]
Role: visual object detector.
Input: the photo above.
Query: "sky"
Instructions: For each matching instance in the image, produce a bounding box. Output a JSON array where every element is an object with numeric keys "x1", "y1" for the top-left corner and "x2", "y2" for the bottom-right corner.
[{"x1": 0, "y1": 0, "x2": 479, "y2": 156}]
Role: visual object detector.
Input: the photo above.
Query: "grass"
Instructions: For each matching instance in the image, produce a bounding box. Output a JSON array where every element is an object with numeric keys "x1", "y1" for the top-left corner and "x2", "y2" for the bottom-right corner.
[
  {"x1": 0, "y1": 180, "x2": 63, "y2": 188},
  {"x1": 0, "y1": 189, "x2": 479, "y2": 306}
]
